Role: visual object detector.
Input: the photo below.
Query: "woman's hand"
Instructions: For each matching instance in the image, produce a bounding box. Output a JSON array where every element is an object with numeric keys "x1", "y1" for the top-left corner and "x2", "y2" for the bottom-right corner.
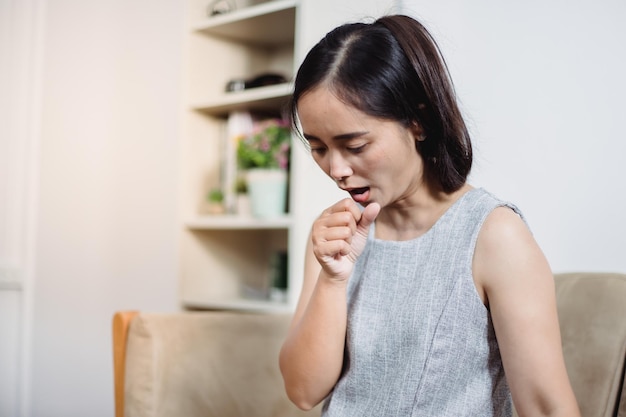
[{"x1": 311, "y1": 199, "x2": 381, "y2": 280}]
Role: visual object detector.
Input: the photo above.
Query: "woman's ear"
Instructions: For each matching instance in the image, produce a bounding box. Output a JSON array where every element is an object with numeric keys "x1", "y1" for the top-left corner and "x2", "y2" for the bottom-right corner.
[{"x1": 411, "y1": 121, "x2": 426, "y2": 142}]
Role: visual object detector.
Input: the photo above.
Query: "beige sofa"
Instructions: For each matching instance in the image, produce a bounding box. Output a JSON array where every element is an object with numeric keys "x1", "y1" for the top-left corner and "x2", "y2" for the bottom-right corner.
[
  {"x1": 113, "y1": 272, "x2": 626, "y2": 417},
  {"x1": 548, "y1": 272, "x2": 626, "y2": 417},
  {"x1": 113, "y1": 310, "x2": 317, "y2": 417}
]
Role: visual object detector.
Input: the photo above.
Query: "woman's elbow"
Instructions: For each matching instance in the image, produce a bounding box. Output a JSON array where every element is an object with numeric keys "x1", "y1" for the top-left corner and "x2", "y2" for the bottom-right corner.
[
  {"x1": 283, "y1": 382, "x2": 325, "y2": 411},
  {"x1": 280, "y1": 359, "x2": 325, "y2": 410}
]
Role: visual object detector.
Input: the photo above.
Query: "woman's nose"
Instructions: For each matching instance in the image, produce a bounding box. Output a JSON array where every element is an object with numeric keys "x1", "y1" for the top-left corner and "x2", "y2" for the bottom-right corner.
[{"x1": 329, "y1": 151, "x2": 352, "y2": 181}]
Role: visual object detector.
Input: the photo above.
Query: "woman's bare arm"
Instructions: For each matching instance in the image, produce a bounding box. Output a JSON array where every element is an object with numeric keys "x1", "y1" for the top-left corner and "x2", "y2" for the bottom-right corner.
[
  {"x1": 278, "y1": 237, "x2": 348, "y2": 410},
  {"x1": 279, "y1": 200, "x2": 380, "y2": 410},
  {"x1": 474, "y1": 207, "x2": 580, "y2": 417}
]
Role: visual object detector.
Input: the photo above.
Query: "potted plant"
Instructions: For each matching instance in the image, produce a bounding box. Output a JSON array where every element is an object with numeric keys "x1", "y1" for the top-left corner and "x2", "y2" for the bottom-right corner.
[
  {"x1": 236, "y1": 118, "x2": 291, "y2": 218},
  {"x1": 234, "y1": 175, "x2": 251, "y2": 216},
  {"x1": 206, "y1": 187, "x2": 225, "y2": 215},
  {"x1": 236, "y1": 118, "x2": 290, "y2": 171}
]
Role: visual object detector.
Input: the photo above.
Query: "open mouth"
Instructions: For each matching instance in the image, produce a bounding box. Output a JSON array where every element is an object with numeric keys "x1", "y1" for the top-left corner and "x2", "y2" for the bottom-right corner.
[
  {"x1": 348, "y1": 187, "x2": 370, "y2": 203},
  {"x1": 349, "y1": 187, "x2": 369, "y2": 196}
]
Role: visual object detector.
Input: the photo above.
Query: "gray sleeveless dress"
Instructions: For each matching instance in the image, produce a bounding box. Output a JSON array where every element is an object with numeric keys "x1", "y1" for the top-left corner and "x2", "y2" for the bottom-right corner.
[{"x1": 322, "y1": 188, "x2": 519, "y2": 417}]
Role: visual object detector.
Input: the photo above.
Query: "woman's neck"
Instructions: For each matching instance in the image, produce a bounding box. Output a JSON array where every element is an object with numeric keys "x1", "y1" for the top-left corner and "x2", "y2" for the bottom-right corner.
[{"x1": 374, "y1": 183, "x2": 473, "y2": 241}]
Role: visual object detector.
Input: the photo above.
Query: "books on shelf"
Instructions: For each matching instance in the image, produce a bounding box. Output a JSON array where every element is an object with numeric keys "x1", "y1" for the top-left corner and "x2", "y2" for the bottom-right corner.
[{"x1": 223, "y1": 111, "x2": 254, "y2": 213}]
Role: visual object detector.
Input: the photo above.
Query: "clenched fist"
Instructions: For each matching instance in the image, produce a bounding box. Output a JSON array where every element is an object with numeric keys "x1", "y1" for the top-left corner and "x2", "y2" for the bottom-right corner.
[{"x1": 311, "y1": 199, "x2": 381, "y2": 281}]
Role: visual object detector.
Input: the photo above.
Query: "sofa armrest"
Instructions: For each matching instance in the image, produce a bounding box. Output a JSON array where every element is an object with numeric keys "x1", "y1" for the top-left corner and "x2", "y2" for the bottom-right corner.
[{"x1": 113, "y1": 311, "x2": 139, "y2": 417}]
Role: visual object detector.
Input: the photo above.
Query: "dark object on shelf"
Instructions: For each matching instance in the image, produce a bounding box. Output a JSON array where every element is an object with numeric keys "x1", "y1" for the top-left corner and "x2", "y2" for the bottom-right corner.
[
  {"x1": 270, "y1": 251, "x2": 288, "y2": 291},
  {"x1": 208, "y1": 0, "x2": 235, "y2": 16},
  {"x1": 225, "y1": 73, "x2": 287, "y2": 92}
]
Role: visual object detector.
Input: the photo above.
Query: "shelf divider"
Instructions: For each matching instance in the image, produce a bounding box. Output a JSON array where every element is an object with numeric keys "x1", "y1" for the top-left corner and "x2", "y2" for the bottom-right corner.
[{"x1": 192, "y1": 83, "x2": 293, "y2": 117}]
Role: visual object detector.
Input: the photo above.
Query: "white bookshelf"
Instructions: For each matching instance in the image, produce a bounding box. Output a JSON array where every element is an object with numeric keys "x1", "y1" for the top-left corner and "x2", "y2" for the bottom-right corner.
[{"x1": 179, "y1": 0, "x2": 298, "y2": 311}]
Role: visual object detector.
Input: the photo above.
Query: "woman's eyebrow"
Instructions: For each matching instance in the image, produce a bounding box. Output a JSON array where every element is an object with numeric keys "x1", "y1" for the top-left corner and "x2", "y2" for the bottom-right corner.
[{"x1": 303, "y1": 133, "x2": 319, "y2": 142}]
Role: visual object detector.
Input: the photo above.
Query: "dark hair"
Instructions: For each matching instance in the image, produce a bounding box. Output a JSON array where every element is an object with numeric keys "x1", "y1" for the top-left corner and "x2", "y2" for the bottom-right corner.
[{"x1": 289, "y1": 15, "x2": 472, "y2": 193}]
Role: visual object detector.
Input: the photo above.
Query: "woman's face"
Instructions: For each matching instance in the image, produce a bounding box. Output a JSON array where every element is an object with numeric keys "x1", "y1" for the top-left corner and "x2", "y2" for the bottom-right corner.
[{"x1": 297, "y1": 86, "x2": 426, "y2": 209}]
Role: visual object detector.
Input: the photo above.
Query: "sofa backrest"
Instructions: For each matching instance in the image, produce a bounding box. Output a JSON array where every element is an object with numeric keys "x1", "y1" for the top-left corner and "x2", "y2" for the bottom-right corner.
[
  {"x1": 555, "y1": 272, "x2": 626, "y2": 417},
  {"x1": 122, "y1": 311, "x2": 317, "y2": 417}
]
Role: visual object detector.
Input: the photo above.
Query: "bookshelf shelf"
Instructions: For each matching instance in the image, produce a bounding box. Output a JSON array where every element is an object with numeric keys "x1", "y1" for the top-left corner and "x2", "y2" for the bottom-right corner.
[
  {"x1": 185, "y1": 215, "x2": 292, "y2": 230},
  {"x1": 192, "y1": 83, "x2": 292, "y2": 117},
  {"x1": 192, "y1": 0, "x2": 297, "y2": 46}
]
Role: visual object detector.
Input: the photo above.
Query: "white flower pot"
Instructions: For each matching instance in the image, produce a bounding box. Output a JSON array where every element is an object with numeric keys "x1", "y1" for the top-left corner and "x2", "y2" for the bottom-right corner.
[{"x1": 246, "y1": 168, "x2": 288, "y2": 218}]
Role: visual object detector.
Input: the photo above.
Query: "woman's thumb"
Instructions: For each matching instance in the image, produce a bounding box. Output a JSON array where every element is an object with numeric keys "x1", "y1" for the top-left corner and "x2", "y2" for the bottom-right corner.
[{"x1": 359, "y1": 202, "x2": 381, "y2": 231}]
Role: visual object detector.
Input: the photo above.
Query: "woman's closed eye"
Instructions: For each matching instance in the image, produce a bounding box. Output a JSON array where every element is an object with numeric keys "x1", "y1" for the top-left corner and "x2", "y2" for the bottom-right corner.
[
  {"x1": 309, "y1": 146, "x2": 327, "y2": 156},
  {"x1": 310, "y1": 144, "x2": 365, "y2": 156},
  {"x1": 347, "y1": 144, "x2": 366, "y2": 154}
]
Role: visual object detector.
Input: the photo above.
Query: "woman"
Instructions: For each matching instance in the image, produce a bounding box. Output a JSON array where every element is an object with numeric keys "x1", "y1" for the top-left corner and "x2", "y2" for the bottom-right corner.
[{"x1": 279, "y1": 14, "x2": 580, "y2": 417}]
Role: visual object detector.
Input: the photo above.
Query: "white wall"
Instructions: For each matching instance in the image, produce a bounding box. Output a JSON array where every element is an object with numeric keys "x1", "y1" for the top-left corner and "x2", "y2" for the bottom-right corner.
[
  {"x1": 0, "y1": 0, "x2": 45, "y2": 415},
  {"x1": 0, "y1": 290, "x2": 21, "y2": 416},
  {"x1": 399, "y1": 0, "x2": 626, "y2": 273},
  {"x1": 29, "y1": 1, "x2": 184, "y2": 416}
]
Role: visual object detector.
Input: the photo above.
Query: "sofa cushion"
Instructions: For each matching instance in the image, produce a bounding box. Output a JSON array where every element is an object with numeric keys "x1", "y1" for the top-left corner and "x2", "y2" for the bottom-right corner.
[
  {"x1": 124, "y1": 311, "x2": 315, "y2": 417},
  {"x1": 555, "y1": 273, "x2": 626, "y2": 417}
]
